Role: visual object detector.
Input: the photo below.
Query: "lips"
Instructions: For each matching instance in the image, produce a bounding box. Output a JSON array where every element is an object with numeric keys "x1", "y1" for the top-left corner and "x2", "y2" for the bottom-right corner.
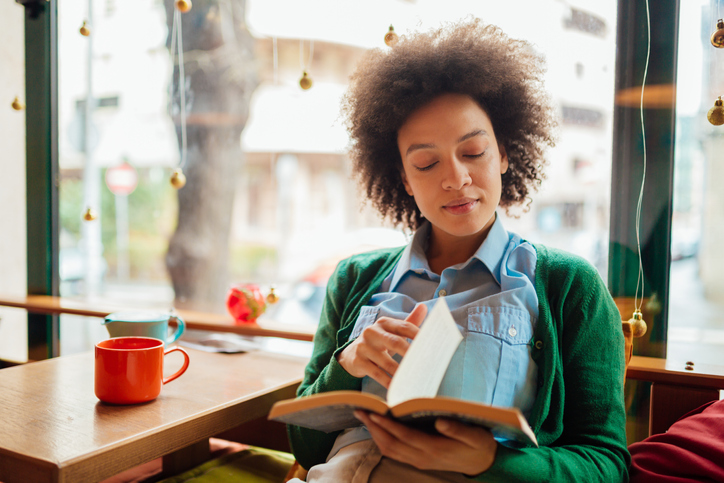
[{"x1": 443, "y1": 198, "x2": 478, "y2": 215}]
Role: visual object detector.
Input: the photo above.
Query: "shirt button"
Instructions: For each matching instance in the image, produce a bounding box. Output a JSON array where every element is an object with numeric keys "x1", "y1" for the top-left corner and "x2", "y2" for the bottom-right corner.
[
  {"x1": 508, "y1": 326, "x2": 517, "y2": 337},
  {"x1": 438, "y1": 289, "x2": 447, "y2": 297}
]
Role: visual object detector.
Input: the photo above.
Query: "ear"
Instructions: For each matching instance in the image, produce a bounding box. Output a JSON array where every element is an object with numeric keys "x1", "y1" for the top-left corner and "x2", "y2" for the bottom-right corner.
[
  {"x1": 498, "y1": 144, "x2": 509, "y2": 175},
  {"x1": 400, "y1": 169, "x2": 414, "y2": 196}
]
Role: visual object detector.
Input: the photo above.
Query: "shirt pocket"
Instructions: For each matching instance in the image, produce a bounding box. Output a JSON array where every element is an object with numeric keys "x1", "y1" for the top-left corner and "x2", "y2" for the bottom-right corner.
[
  {"x1": 349, "y1": 306, "x2": 381, "y2": 340},
  {"x1": 460, "y1": 305, "x2": 537, "y2": 411}
]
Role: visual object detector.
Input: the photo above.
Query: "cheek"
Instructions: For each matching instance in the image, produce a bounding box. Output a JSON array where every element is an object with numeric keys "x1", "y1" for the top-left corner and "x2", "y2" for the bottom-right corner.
[{"x1": 474, "y1": 168, "x2": 503, "y2": 192}]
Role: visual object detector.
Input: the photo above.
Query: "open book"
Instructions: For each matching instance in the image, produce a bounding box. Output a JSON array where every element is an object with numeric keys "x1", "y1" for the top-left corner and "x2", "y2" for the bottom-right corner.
[{"x1": 268, "y1": 298, "x2": 538, "y2": 446}]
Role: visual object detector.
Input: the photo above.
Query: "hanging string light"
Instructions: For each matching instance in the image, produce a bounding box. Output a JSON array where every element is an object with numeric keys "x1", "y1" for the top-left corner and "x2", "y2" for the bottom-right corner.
[
  {"x1": 266, "y1": 286, "x2": 279, "y2": 304},
  {"x1": 169, "y1": 2, "x2": 190, "y2": 189},
  {"x1": 384, "y1": 25, "x2": 399, "y2": 47},
  {"x1": 708, "y1": 96, "x2": 724, "y2": 125},
  {"x1": 79, "y1": 20, "x2": 91, "y2": 37},
  {"x1": 81, "y1": 1, "x2": 97, "y2": 223},
  {"x1": 175, "y1": 0, "x2": 192, "y2": 13},
  {"x1": 299, "y1": 39, "x2": 314, "y2": 90},
  {"x1": 709, "y1": 2, "x2": 724, "y2": 126},
  {"x1": 627, "y1": 0, "x2": 651, "y2": 339},
  {"x1": 711, "y1": 18, "x2": 724, "y2": 47},
  {"x1": 83, "y1": 207, "x2": 98, "y2": 221},
  {"x1": 11, "y1": 96, "x2": 24, "y2": 111}
]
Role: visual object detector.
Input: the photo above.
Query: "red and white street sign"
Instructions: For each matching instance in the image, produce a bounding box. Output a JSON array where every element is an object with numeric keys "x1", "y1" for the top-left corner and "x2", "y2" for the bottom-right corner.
[{"x1": 105, "y1": 162, "x2": 138, "y2": 196}]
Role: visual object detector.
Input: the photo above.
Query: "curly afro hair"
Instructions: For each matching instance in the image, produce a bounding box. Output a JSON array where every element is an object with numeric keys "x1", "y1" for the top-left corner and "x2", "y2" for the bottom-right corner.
[{"x1": 341, "y1": 18, "x2": 557, "y2": 230}]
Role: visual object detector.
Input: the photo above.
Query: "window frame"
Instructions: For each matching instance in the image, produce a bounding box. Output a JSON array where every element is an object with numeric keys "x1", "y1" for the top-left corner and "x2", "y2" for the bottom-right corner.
[
  {"x1": 608, "y1": 0, "x2": 680, "y2": 359},
  {"x1": 22, "y1": 0, "x2": 60, "y2": 359}
]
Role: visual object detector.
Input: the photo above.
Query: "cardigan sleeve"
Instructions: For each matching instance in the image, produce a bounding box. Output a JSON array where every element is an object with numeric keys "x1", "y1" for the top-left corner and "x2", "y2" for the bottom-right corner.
[
  {"x1": 286, "y1": 248, "x2": 404, "y2": 470},
  {"x1": 479, "y1": 251, "x2": 630, "y2": 482},
  {"x1": 286, "y1": 258, "x2": 364, "y2": 471}
]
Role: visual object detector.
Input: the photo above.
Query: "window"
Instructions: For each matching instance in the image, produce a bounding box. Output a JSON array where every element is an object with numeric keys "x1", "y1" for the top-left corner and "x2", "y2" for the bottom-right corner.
[
  {"x1": 667, "y1": 0, "x2": 724, "y2": 366},
  {"x1": 45, "y1": 1, "x2": 619, "y2": 353},
  {"x1": 60, "y1": 2, "x2": 724, "y2": 363}
]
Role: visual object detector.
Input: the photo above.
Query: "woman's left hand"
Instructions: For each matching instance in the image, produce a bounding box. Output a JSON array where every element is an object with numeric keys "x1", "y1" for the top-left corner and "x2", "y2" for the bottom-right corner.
[{"x1": 354, "y1": 410, "x2": 498, "y2": 476}]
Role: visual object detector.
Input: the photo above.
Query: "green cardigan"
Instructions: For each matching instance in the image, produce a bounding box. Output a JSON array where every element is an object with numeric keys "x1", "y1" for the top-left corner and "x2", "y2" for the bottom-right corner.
[{"x1": 287, "y1": 244, "x2": 630, "y2": 482}]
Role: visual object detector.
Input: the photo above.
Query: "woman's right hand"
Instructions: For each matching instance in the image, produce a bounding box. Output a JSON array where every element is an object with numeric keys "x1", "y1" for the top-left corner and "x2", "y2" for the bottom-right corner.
[{"x1": 337, "y1": 304, "x2": 427, "y2": 388}]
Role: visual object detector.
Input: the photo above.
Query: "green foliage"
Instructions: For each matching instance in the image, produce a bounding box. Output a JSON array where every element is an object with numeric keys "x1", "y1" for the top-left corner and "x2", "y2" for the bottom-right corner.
[
  {"x1": 59, "y1": 178, "x2": 84, "y2": 239},
  {"x1": 59, "y1": 167, "x2": 178, "y2": 281}
]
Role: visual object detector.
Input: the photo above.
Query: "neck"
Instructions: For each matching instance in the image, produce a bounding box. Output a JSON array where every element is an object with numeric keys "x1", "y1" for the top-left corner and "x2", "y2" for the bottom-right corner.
[{"x1": 426, "y1": 222, "x2": 494, "y2": 274}]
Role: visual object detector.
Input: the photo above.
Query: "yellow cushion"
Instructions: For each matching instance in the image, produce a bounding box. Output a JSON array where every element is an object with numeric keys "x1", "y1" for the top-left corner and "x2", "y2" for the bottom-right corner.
[{"x1": 157, "y1": 446, "x2": 295, "y2": 483}]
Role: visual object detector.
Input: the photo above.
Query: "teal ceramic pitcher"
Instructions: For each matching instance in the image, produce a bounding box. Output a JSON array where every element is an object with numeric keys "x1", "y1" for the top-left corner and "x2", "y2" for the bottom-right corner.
[{"x1": 103, "y1": 312, "x2": 185, "y2": 345}]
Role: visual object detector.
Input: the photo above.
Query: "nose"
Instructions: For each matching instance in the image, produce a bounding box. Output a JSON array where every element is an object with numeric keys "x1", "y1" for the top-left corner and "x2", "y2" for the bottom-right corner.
[{"x1": 441, "y1": 156, "x2": 472, "y2": 191}]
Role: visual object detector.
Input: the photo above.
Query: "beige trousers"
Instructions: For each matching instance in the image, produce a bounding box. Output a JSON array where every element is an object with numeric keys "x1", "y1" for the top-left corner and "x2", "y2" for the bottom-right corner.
[{"x1": 294, "y1": 439, "x2": 471, "y2": 483}]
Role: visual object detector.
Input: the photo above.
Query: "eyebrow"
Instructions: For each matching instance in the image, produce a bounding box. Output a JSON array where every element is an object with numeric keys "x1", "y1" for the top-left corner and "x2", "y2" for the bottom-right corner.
[{"x1": 405, "y1": 129, "x2": 488, "y2": 156}]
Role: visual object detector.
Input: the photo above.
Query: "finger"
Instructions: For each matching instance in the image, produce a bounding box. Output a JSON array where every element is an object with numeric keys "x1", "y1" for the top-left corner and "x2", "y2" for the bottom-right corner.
[
  {"x1": 374, "y1": 316, "x2": 420, "y2": 340},
  {"x1": 367, "y1": 413, "x2": 438, "y2": 449},
  {"x1": 363, "y1": 322, "x2": 414, "y2": 357},
  {"x1": 354, "y1": 357, "x2": 392, "y2": 388},
  {"x1": 356, "y1": 412, "x2": 409, "y2": 455},
  {"x1": 435, "y1": 418, "x2": 493, "y2": 449},
  {"x1": 356, "y1": 344, "x2": 399, "y2": 381},
  {"x1": 360, "y1": 413, "x2": 435, "y2": 468},
  {"x1": 405, "y1": 303, "x2": 428, "y2": 327}
]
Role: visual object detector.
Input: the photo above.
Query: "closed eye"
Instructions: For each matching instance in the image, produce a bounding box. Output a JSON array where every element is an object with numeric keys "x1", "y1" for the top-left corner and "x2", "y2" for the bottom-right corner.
[
  {"x1": 463, "y1": 151, "x2": 486, "y2": 159},
  {"x1": 416, "y1": 161, "x2": 438, "y2": 172}
]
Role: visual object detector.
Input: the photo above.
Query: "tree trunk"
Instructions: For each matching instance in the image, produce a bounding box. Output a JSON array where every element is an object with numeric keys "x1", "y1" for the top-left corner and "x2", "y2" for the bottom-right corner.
[{"x1": 164, "y1": 0, "x2": 258, "y2": 312}]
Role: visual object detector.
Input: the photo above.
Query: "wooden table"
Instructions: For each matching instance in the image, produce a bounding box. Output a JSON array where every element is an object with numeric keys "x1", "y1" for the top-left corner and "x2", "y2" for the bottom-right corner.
[
  {"x1": 626, "y1": 355, "x2": 724, "y2": 436},
  {"x1": 0, "y1": 347, "x2": 308, "y2": 483},
  {"x1": 0, "y1": 294, "x2": 316, "y2": 342}
]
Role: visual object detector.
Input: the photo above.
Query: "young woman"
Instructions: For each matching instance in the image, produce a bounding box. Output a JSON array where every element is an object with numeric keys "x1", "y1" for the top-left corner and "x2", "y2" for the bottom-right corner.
[{"x1": 287, "y1": 18, "x2": 629, "y2": 482}]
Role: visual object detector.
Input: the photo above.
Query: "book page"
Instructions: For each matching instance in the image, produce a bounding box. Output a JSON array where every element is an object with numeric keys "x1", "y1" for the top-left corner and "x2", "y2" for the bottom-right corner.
[{"x1": 386, "y1": 297, "x2": 463, "y2": 407}]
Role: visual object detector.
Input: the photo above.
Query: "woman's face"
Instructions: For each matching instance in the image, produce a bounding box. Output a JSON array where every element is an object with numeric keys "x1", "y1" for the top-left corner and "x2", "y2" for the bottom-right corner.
[{"x1": 397, "y1": 93, "x2": 508, "y2": 246}]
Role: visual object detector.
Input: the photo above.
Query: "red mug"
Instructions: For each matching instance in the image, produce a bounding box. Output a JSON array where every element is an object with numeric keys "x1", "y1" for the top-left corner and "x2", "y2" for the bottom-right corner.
[{"x1": 94, "y1": 336, "x2": 190, "y2": 405}]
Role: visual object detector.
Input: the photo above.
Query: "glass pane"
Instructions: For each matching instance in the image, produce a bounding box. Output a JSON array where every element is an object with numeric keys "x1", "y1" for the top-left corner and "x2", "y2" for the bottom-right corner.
[
  {"x1": 57, "y1": 0, "x2": 616, "y2": 353},
  {"x1": 495, "y1": 4, "x2": 616, "y2": 281},
  {"x1": 669, "y1": 0, "x2": 724, "y2": 365},
  {"x1": 0, "y1": 1, "x2": 28, "y2": 363}
]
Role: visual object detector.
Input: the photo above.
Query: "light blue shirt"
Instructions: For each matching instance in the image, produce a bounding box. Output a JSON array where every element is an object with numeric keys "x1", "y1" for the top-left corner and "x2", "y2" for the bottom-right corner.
[{"x1": 328, "y1": 215, "x2": 539, "y2": 459}]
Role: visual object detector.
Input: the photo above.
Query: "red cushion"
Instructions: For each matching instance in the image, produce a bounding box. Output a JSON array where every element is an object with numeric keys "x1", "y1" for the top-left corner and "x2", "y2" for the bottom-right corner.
[{"x1": 629, "y1": 399, "x2": 724, "y2": 483}]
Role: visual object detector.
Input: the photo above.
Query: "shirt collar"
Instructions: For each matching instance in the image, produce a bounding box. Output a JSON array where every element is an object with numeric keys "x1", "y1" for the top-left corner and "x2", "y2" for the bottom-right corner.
[
  {"x1": 475, "y1": 214, "x2": 508, "y2": 286},
  {"x1": 388, "y1": 214, "x2": 509, "y2": 291}
]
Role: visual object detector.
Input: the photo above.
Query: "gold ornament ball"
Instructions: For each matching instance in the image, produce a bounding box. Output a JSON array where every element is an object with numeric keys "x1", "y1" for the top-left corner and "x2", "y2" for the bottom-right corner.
[
  {"x1": 175, "y1": 0, "x2": 192, "y2": 13},
  {"x1": 83, "y1": 207, "x2": 98, "y2": 221},
  {"x1": 266, "y1": 287, "x2": 279, "y2": 304},
  {"x1": 708, "y1": 97, "x2": 724, "y2": 126},
  {"x1": 299, "y1": 71, "x2": 313, "y2": 90},
  {"x1": 627, "y1": 311, "x2": 647, "y2": 338},
  {"x1": 79, "y1": 21, "x2": 90, "y2": 37},
  {"x1": 170, "y1": 168, "x2": 187, "y2": 189},
  {"x1": 712, "y1": 19, "x2": 724, "y2": 48},
  {"x1": 11, "y1": 96, "x2": 25, "y2": 111},
  {"x1": 384, "y1": 25, "x2": 399, "y2": 47}
]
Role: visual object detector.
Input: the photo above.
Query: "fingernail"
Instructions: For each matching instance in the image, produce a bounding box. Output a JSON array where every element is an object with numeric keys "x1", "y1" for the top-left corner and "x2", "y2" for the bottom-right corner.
[
  {"x1": 369, "y1": 413, "x2": 382, "y2": 423},
  {"x1": 436, "y1": 420, "x2": 450, "y2": 431}
]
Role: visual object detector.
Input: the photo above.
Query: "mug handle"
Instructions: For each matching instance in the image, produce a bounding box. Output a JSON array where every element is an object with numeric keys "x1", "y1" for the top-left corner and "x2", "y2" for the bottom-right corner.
[
  {"x1": 167, "y1": 315, "x2": 186, "y2": 345},
  {"x1": 163, "y1": 346, "x2": 190, "y2": 384}
]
